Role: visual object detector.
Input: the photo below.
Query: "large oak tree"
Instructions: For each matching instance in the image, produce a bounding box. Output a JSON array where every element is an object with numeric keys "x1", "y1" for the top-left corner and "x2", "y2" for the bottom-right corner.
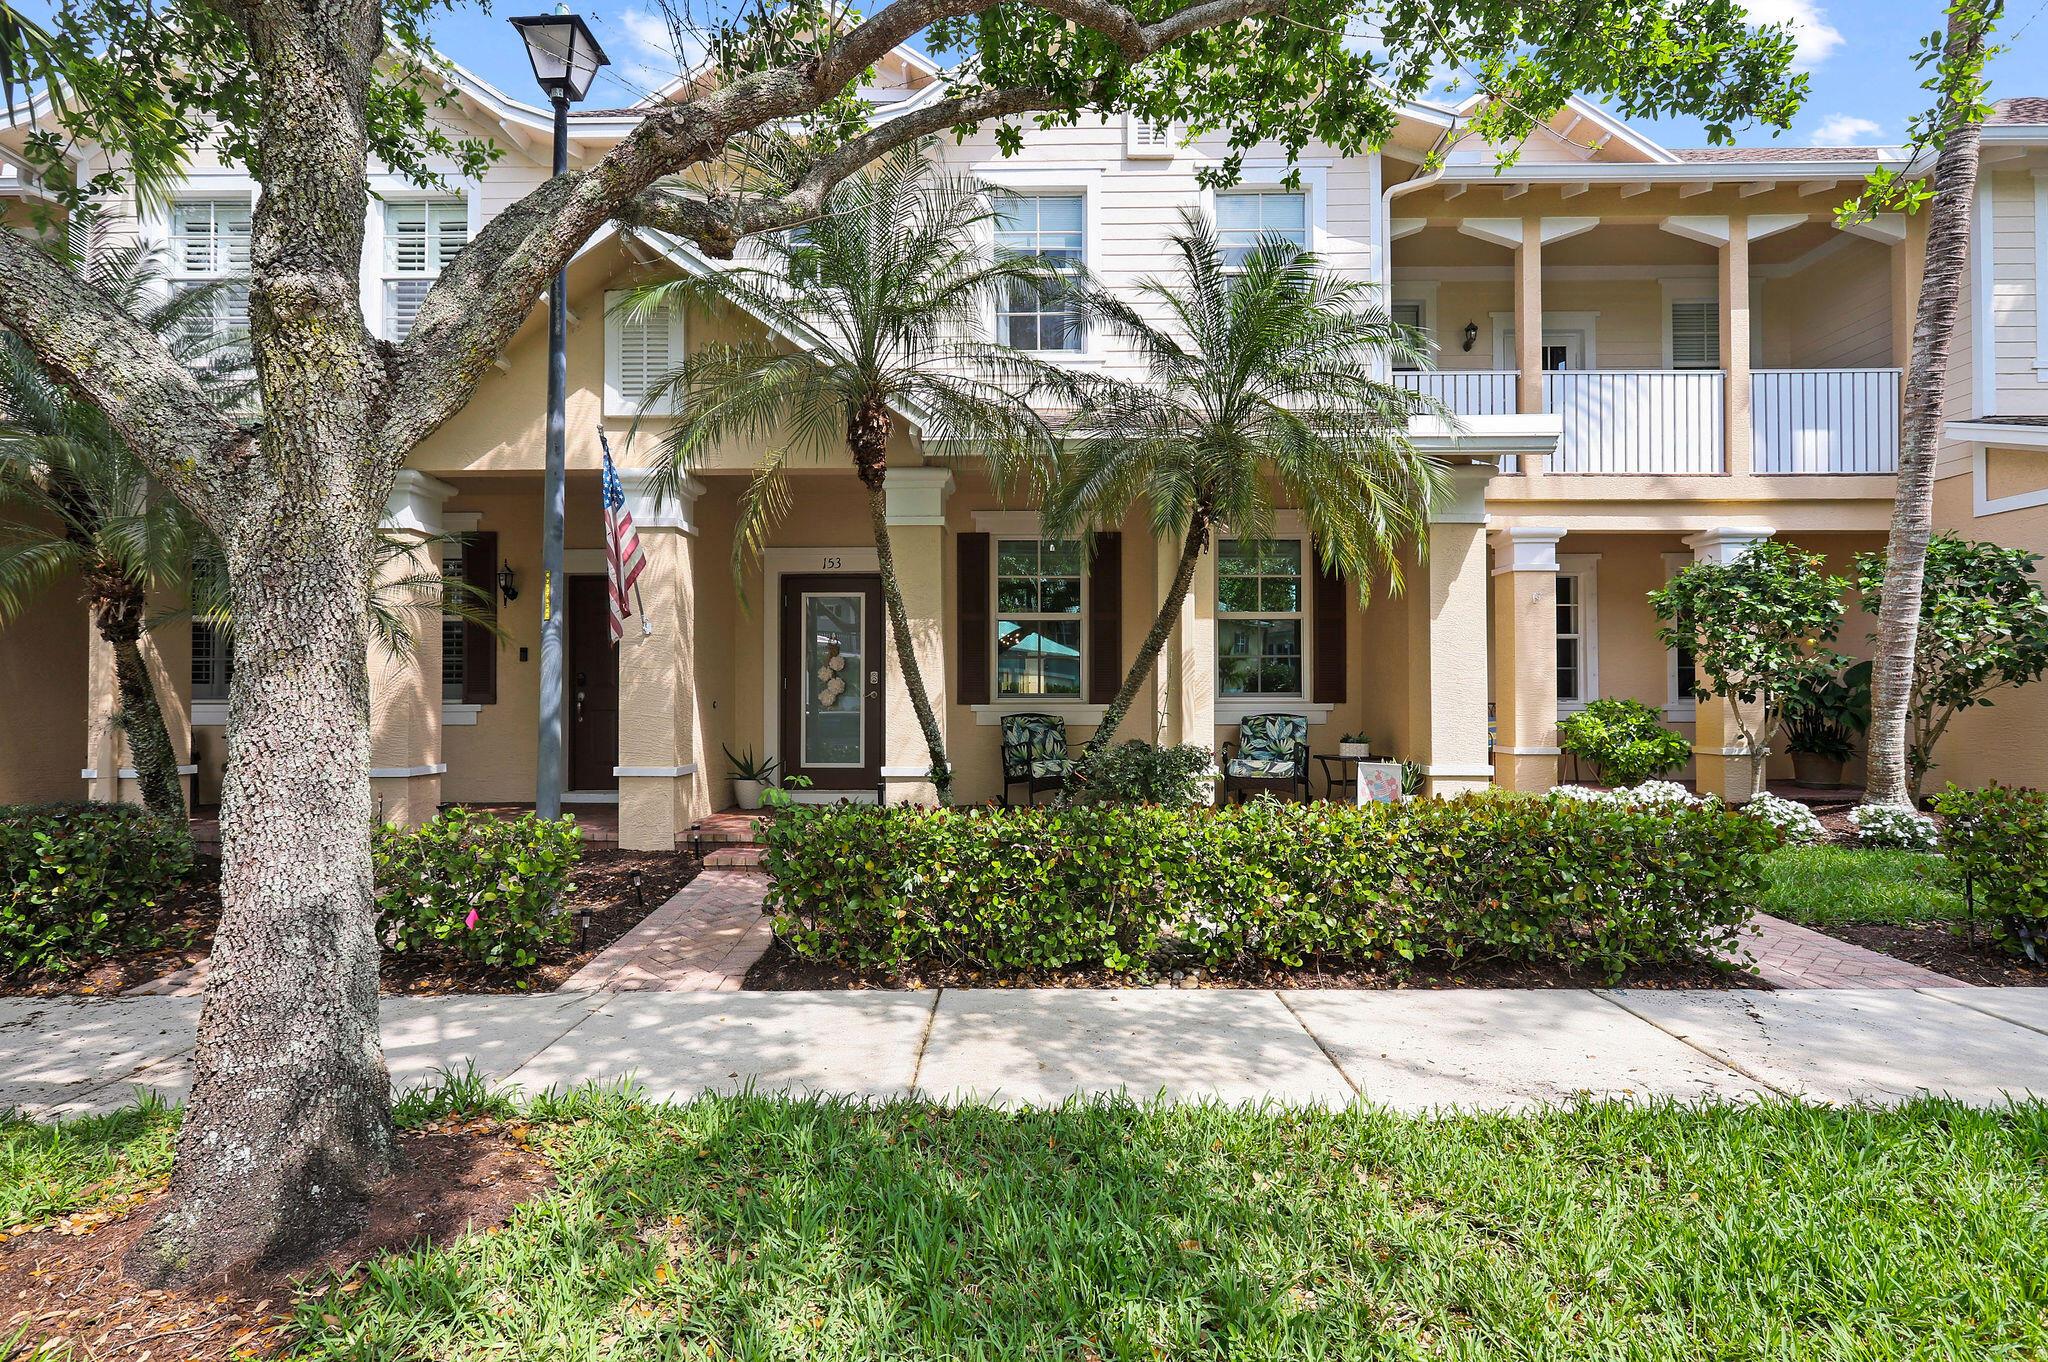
[{"x1": 0, "y1": 0, "x2": 1803, "y2": 1281}]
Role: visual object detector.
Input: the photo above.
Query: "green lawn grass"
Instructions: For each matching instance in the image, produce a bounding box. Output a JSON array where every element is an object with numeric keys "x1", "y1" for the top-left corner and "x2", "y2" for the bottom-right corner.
[
  {"x1": 12, "y1": 1088, "x2": 2048, "y2": 1358},
  {"x1": 1759, "y1": 845, "x2": 1968, "y2": 927}
]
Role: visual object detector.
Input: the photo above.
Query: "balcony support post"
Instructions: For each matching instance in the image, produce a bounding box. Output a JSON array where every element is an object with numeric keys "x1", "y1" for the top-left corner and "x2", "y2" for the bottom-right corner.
[
  {"x1": 1515, "y1": 215, "x2": 1543, "y2": 415},
  {"x1": 1719, "y1": 216, "x2": 1752, "y2": 477}
]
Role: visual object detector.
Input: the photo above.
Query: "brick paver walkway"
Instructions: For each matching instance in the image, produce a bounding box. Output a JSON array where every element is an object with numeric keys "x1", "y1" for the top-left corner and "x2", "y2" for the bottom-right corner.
[
  {"x1": 1734, "y1": 912, "x2": 1963, "y2": 989},
  {"x1": 560, "y1": 869, "x2": 774, "y2": 992}
]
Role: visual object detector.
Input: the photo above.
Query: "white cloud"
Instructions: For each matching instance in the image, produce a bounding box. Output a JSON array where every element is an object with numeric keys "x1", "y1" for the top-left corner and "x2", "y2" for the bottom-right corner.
[
  {"x1": 607, "y1": 7, "x2": 708, "y2": 96},
  {"x1": 1807, "y1": 113, "x2": 1884, "y2": 145},
  {"x1": 1743, "y1": 0, "x2": 1845, "y2": 72}
]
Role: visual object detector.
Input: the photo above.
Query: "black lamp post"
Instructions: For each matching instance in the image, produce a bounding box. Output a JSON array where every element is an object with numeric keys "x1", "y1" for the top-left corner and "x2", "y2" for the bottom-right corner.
[{"x1": 511, "y1": 9, "x2": 609, "y2": 819}]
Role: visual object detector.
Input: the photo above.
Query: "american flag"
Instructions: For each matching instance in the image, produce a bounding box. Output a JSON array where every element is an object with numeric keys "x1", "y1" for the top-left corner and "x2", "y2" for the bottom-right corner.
[{"x1": 598, "y1": 434, "x2": 648, "y2": 642}]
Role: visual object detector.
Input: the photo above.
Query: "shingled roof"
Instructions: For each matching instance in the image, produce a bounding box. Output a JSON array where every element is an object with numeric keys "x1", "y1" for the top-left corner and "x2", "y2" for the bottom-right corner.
[
  {"x1": 1673, "y1": 146, "x2": 1887, "y2": 162},
  {"x1": 1989, "y1": 97, "x2": 2048, "y2": 125}
]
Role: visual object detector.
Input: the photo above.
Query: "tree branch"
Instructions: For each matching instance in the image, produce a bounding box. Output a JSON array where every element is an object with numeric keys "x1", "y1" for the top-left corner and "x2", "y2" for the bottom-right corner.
[{"x1": 0, "y1": 229, "x2": 247, "y2": 525}]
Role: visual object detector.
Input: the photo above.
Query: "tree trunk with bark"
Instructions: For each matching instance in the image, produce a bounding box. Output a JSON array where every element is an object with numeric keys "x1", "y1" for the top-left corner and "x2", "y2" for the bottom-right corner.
[
  {"x1": 851, "y1": 399, "x2": 953, "y2": 801},
  {"x1": 85, "y1": 565, "x2": 186, "y2": 819},
  {"x1": 1081, "y1": 510, "x2": 1210, "y2": 762},
  {"x1": 1865, "y1": 6, "x2": 1997, "y2": 808}
]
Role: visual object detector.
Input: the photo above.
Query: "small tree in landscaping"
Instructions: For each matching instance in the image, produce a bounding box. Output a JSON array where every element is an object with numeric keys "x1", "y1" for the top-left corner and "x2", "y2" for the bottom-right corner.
[
  {"x1": 1651, "y1": 542, "x2": 1849, "y2": 800},
  {"x1": 1855, "y1": 533, "x2": 2048, "y2": 798},
  {"x1": 1557, "y1": 698, "x2": 1692, "y2": 786}
]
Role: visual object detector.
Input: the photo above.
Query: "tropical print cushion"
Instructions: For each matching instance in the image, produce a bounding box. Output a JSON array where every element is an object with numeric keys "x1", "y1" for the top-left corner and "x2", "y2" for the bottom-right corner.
[
  {"x1": 1226, "y1": 754, "x2": 1301, "y2": 778},
  {"x1": 1001, "y1": 712, "x2": 1070, "y2": 780},
  {"x1": 1233, "y1": 712, "x2": 1307, "y2": 777}
]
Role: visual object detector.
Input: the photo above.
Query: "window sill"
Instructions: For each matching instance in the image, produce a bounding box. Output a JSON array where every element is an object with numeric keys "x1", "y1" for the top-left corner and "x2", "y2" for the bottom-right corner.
[
  {"x1": 443, "y1": 703, "x2": 483, "y2": 726},
  {"x1": 191, "y1": 701, "x2": 229, "y2": 727},
  {"x1": 1663, "y1": 701, "x2": 1697, "y2": 723},
  {"x1": 973, "y1": 701, "x2": 1109, "y2": 727},
  {"x1": 1216, "y1": 699, "x2": 1334, "y2": 725}
]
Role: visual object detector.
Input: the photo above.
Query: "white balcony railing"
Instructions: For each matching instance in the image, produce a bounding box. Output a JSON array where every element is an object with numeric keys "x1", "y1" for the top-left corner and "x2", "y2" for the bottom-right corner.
[
  {"x1": 1392, "y1": 369, "x2": 1519, "y2": 416},
  {"x1": 1543, "y1": 370, "x2": 1725, "y2": 474},
  {"x1": 1752, "y1": 368, "x2": 1901, "y2": 474}
]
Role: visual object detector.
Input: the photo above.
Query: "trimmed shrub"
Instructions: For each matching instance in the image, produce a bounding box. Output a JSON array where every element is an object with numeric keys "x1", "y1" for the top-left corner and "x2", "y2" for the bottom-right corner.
[
  {"x1": 373, "y1": 808, "x2": 582, "y2": 971},
  {"x1": 1558, "y1": 699, "x2": 1694, "y2": 786},
  {"x1": 762, "y1": 793, "x2": 1778, "y2": 980},
  {"x1": 1848, "y1": 803, "x2": 1939, "y2": 852},
  {"x1": 1073, "y1": 741, "x2": 1217, "y2": 806},
  {"x1": 1933, "y1": 784, "x2": 2048, "y2": 961},
  {"x1": 0, "y1": 802, "x2": 193, "y2": 975},
  {"x1": 1743, "y1": 792, "x2": 1826, "y2": 846}
]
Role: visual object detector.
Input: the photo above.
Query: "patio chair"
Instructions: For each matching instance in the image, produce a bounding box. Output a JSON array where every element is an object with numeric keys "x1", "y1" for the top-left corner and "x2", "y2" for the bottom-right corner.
[
  {"x1": 1000, "y1": 712, "x2": 1075, "y2": 806},
  {"x1": 1221, "y1": 712, "x2": 1312, "y2": 803}
]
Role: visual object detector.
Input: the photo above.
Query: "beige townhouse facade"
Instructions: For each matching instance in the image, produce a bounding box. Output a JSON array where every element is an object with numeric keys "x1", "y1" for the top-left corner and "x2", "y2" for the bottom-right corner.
[{"x1": 4, "y1": 57, "x2": 2047, "y2": 849}]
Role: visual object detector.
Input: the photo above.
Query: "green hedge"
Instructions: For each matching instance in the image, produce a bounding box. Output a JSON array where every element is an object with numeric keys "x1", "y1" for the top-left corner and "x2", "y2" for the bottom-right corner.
[
  {"x1": 373, "y1": 808, "x2": 583, "y2": 971},
  {"x1": 1933, "y1": 784, "x2": 2048, "y2": 961},
  {"x1": 1, "y1": 802, "x2": 193, "y2": 976},
  {"x1": 763, "y1": 794, "x2": 1778, "y2": 979}
]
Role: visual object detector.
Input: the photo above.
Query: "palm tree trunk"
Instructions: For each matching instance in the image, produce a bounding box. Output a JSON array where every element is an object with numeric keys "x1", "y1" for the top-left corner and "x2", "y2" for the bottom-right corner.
[
  {"x1": 1865, "y1": 5, "x2": 1997, "y2": 808},
  {"x1": 87, "y1": 567, "x2": 187, "y2": 819},
  {"x1": 862, "y1": 476, "x2": 952, "y2": 801},
  {"x1": 1082, "y1": 511, "x2": 1210, "y2": 762}
]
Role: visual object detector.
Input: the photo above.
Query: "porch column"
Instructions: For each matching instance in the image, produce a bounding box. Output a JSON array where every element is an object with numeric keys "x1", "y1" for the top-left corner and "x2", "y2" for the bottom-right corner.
[
  {"x1": 880, "y1": 468, "x2": 953, "y2": 804},
  {"x1": 1685, "y1": 526, "x2": 1775, "y2": 803},
  {"x1": 1515, "y1": 215, "x2": 1544, "y2": 415},
  {"x1": 82, "y1": 591, "x2": 194, "y2": 807},
  {"x1": 1890, "y1": 210, "x2": 1927, "y2": 380},
  {"x1": 1720, "y1": 216, "x2": 1753, "y2": 477},
  {"x1": 1406, "y1": 465, "x2": 1494, "y2": 797},
  {"x1": 1488, "y1": 525, "x2": 1567, "y2": 792},
  {"x1": 1158, "y1": 528, "x2": 1215, "y2": 750},
  {"x1": 369, "y1": 470, "x2": 455, "y2": 827},
  {"x1": 616, "y1": 472, "x2": 706, "y2": 850}
]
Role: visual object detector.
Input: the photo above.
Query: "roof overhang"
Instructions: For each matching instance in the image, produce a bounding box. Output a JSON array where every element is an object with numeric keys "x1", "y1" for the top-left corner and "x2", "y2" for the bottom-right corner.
[
  {"x1": 1407, "y1": 413, "x2": 1561, "y2": 458},
  {"x1": 1429, "y1": 157, "x2": 1910, "y2": 188},
  {"x1": 1947, "y1": 419, "x2": 2048, "y2": 451}
]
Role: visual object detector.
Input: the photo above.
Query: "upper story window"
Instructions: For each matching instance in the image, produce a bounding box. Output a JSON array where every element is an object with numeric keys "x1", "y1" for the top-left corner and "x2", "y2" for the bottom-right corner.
[
  {"x1": 1217, "y1": 537, "x2": 1303, "y2": 697},
  {"x1": 995, "y1": 538, "x2": 1084, "y2": 696},
  {"x1": 603, "y1": 290, "x2": 686, "y2": 415},
  {"x1": 993, "y1": 193, "x2": 1084, "y2": 353},
  {"x1": 384, "y1": 199, "x2": 468, "y2": 342},
  {"x1": 169, "y1": 199, "x2": 251, "y2": 355},
  {"x1": 1215, "y1": 190, "x2": 1307, "y2": 268},
  {"x1": 1390, "y1": 300, "x2": 1426, "y2": 371},
  {"x1": 1669, "y1": 298, "x2": 1719, "y2": 370}
]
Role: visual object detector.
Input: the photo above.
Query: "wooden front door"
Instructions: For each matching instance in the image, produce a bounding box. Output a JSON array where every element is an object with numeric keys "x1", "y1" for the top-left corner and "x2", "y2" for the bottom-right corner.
[
  {"x1": 779, "y1": 574, "x2": 884, "y2": 791},
  {"x1": 566, "y1": 574, "x2": 620, "y2": 792}
]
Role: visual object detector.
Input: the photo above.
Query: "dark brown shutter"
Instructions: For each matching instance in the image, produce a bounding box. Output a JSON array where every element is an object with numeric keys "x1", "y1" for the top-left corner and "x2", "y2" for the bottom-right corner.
[
  {"x1": 956, "y1": 531, "x2": 991, "y2": 706},
  {"x1": 460, "y1": 529, "x2": 498, "y2": 705},
  {"x1": 1311, "y1": 544, "x2": 1347, "y2": 706},
  {"x1": 1087, "y1": 531, "x2": 1123, "y2": 704}
]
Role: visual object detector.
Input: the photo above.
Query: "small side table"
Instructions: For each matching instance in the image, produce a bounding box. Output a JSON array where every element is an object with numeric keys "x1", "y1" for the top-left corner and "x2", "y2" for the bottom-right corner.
[{"x1": 1314, "y1": 753, "x2": 1364, "y2": 800}]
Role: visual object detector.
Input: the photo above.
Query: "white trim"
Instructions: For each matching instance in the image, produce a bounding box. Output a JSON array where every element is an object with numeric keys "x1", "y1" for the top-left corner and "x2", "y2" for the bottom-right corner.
[
  {"x1": 443, "y1": 702, "x2": 483, "y2": 726},
  {"x1": 879, "y1": 765, "x2": 936, "y2": 779},
  {"x1": 1970, "y1": 441, "x2": 2048, "y2": 515},
  {"x1": 1399, "y1": 264, "x2": 1718, "y2": 284},
  {"x1": 1489, "y1": 525, "x2": 1566, "y2": 575},
  {"x1": 2035, "y1": 171, "x2": 2048, "y2": 377},
  {"x1": 443, "y1": 510, "x2": 482, "y2": 533},
  {"x1": 1948, "y1": 420, "x2": 2048, "y2": 449},
  {"x1": 1555, "y1": 553, "x2": 1600, "y2": 715},
  {"x1": 1424, "y1": 762, "x2": 1496, "y2": 779},
  {"x1": 974, "y1": 169, "x2": 1104, "y2": 362},
  {"x1": 1124, "y1": 114, "x2": 1181, "y2": 159},
  {"x1": 972, "y1": 702, "x2": 1109, "y2": 727},
  {"x1": 618, "y1": 468, "x2": 703, "y2": 534},
  {"x1": 382, "y1": 469, "x2": 458, "y2": 535},
  {"x1": 561, "y1": 790, "x2": 621, "y2": 805},
  {"x1": 1684, "y1": 526, "x2": 1776, "y2": 565},
  {"x1": 369, "y1": 763, "x2": 447, "y2": 779},
  {"x1": 1390, "y1": 281, "x2": 1439, "y2": 365},
  {"x1": 759, "y1": 546, "x2": 883, "y2": 777},
  {"x1": 1974, "y1": 178, "x2": 1995, "y2": 417},
  {"x1": 1203, "y1": 166, "x2": 1329, "y2": 259},
  {"x1": 604, "y1": 288, "x2": 685, "y2": 416},
  {"x1": 882, "y1": 468, "x2": 954, "y2": 526},
  {"x1": 86, "y1": 765, "x2": 200, "y2": 781},
  {"x1": 1217, "y1": 699, "x2": 1335, "y2": 725},
  {"x1": 1211, "y1": 512, "x2": 1315, "y2": 713},
  {"x1": 1492, "y1": 311, "x2": 1599, "y2": 369},
  {"x1": 987, "y1": 526, "x2": 1091, "y2": 708},
  {"x1": 1492, "y1": 745, "x2": 1561, "y2": 756},
  {"x1": 614, "y1": 764, "x2": 698, "y2": 778},
  {"x1": 1661, "y1": 550, "x2": 1698, "y2": 721},
  {"x1": 191, "y1": 701, "x2": 229, "y2": 727}
]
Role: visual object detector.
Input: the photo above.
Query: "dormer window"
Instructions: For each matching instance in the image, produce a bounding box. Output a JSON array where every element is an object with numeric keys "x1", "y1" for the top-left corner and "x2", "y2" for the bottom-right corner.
[{"x1": 383, "y1": 200, "x2": 468, "y2": 342}]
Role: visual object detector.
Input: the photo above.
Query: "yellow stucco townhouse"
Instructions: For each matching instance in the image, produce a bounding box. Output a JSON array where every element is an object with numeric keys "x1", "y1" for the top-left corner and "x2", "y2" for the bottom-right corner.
[{"x1": 4, "y1": 52, "x2": 2047, "y2": 850}]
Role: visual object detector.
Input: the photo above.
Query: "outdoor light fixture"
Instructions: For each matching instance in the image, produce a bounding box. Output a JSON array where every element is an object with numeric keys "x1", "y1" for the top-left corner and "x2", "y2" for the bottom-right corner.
[
  {"x1": 1461, "y1": 321, "x2": 1479, "y2": 352},
  {"x1": 628, "y1": 868, "x2": 644, "y2": 908},
  {"x1": 510, "y1": 11, "x2": 610, "y2": 103},
  {"x1": 577, "y1": 906, "x2": 593, "y2": 948},
  {"x1": 497, "y1": 560, "x2": 520, "y2": 604}
]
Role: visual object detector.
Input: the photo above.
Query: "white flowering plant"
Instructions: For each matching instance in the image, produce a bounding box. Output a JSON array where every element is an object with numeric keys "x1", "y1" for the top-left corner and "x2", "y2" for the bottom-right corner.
[
  {"x1": 1612, "y1": 780, "x2": 1703, "y2": 808},
  {"x1": 1743, "y1": 791, "x2": 1824, "y2": 845},
  {"x1": 1848, "y1": 803, "x2": 1940, "y2": 852}
]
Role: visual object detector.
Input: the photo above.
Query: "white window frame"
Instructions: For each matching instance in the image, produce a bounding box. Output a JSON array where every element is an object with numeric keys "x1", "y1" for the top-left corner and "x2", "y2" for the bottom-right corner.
[
  {"x1": 1213, "y1": 511, "x2": 1315, "y2": 718},
  {"x1": 988, "y1": 186, "x2": 1090, "y2": 357},
  {"x1": 993, "y1": 537, "x2": 1087, "y2": 702},
  {"x1": 969, "y1": 509, "x2": 1105, "y2": 724},
  {"x1": 1660, "y1": 549, "x2": 1698, "y2": 720},
  {"x1": 1493, "y1": 311, "x2": 1600, "y2": 369},
  {"x1": 1201, "y1": 165, "x2": 1328, "y2": 259},
  {"x1": 164, "y1": 194, "x2": 253, "y2": 358},
  {"x1": 380, "y1": 196, "x2": 468, "y2": 343},
  {"x1": 604, "y1": 288, "x2": 687, "y2": 416},
  {"x1": 1212, "y1": 185, "x2": 1313, "y2": 269},
  {"x1": 2034, "y1": 171, "x2": 2048, "y2": 379},
  {"x1": 1555, "y1": 553, "x2": 1600, "y2": 716}
]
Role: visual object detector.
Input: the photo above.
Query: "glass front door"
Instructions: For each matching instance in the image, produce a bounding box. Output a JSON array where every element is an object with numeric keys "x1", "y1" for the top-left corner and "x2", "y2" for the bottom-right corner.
[{"x1": 780, "y1": 574, "x2": 884, "y2": 790}]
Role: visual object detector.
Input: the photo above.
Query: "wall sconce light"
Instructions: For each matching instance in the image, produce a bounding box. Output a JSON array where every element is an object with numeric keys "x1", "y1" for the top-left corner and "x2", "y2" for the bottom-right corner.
[
  {"x1": 1461, "y1": 321, "x2": 1479, "y2": 352},
  {"x1": 497, "y1": 561, "x2": 520, "y2": 604}
]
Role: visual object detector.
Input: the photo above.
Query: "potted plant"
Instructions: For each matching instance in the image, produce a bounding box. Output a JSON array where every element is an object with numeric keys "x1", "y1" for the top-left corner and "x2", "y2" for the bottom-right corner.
[
  {"x1": 1337, "y1": 731, "x2": 1372, "y2": 759},
  {"x1": 1782, "y1": 660, "x2": 1872, "y2": 789},
  {"x1": 723, "y1": 745, "x2": 779, "y2": 811}
]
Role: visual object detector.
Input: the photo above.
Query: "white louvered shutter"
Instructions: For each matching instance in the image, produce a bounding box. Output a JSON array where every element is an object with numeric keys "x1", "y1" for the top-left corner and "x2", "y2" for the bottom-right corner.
[
  {"x1": 1125, "y1": 115, "x2": 1177, "y2": 157},
  {"x1": 612, "y1": 295, "x2": 680, "y2": 412},
  {"x1": 1670, "y1": 299, "x2": 1719, "y2": 369},
  {"x1": 384, "y1": 201, "x2": 467, "y2": 341}
]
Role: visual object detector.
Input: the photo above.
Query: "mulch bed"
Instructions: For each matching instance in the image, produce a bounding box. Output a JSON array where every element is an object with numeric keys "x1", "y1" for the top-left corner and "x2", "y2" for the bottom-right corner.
[
  {"x1": 1, "y1": 847, "x2": 699, "y2": 998},
  {"x1": 1810, "y1": 921, "x2": 2048, "y2": 987},
  {"x1": 0, "y1": 1120, "x2": 551, "y2": 1360},
  {"x1": 744, "y1": 939, "x2": 1762, "y2": 992}
]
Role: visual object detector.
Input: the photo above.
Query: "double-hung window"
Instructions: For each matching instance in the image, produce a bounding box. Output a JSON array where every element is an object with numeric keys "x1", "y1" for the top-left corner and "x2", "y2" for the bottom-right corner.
[
  {"x1": 994, "y1": 539, "x2": 1083, "y2": 696},
  {"x1": 384, "y1": 199, "x2": 468, "y2": 342},
  {"x1": 169, "y1": 199, "x2": 251, "y2": 359},
  {"x1": 1390, "y1": 300, "x2": 1426, "y2": 371},
  {"x1": 993, "y1": 193, "x2": 1084, "y2": 352},
  {"x1": 1216, "y1": 538, "x2": 1304, "y2": 696},
  {"x1": 1555, "y1": 556, "x2": 1599, "y2": 709},
  {"x1": 1215, "y1": 189, "x2": 1307, "y2": 268},
  {"x1": 190, "y1": 558, "x2": 232, "y2": 703}
]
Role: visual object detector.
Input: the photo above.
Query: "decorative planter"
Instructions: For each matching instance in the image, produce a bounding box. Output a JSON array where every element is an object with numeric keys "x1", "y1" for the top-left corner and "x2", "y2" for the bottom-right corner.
[
  {"x1": 1338, "y1": 741, "x2": 1372, "y2": 759},
  {"x1": 1789, "y1": 752, "x2": 1846, "y2": 789},
  {"x1": 732, "y1": 778, "x2": 766, "y2": 811}
]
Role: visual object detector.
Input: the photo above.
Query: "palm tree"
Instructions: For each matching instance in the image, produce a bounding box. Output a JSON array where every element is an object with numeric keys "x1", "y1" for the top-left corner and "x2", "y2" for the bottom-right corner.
[
  {"x1": 624, "y1": 143, "x2": 1062, "y2": 801},
  {"x1": 1038, "y1": 210, "x2": 1446, "y2": 760},
  {"x1": 0, "y1": 240, "x2": 242, "y2": 818}
]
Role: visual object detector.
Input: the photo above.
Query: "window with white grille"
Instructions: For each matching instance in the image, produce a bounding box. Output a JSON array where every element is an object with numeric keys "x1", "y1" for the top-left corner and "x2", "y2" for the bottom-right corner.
[
  {"x1": 1669, "y1": 298, "x2": 1720, "y2": 369},
  {"x1": 994, "y1": 193, "x2": 1085, "y2": 353},
  {"x1": 383, "y1": 199, "x2": 467, "y2": 342},
  {"x1": 604, "y1": 290, "x2": 686, "y2": 415},
  {"x1": 168, "y1": 199, "x2": 251, "y2": 357},
  {"x1": 1390, "y1": 300, "x2": 1426, "y2": 371},
  {"x1": 1215, "y1": 190, "x2": 1308, "y2": 268}
]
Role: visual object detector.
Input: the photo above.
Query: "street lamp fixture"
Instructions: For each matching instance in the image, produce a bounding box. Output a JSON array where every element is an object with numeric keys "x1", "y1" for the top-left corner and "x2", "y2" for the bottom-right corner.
[{"x1": 511, "y1": 7, "x2": 610, "y2": 820}]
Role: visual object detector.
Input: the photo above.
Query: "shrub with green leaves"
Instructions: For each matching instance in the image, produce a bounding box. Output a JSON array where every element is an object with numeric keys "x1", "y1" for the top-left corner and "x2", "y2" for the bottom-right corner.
[
  {"x1": 763, "y1": 794, "x2": 1777, "y2": 980},
  {"x1": 0, "y1": 802, "x2": 193, "y2": 976},
  {"x1": 1933, "y1": 784, "x2": 2048, "y2": 961},
  {"x1": 1073, "y1": 741, "x2": 1217, "y2": 806},
  {"x1": 373, "y1": 808, "x2": 582, "y2": 972},
  {"x1": 1557, "y1": 698, "x2": 1693, "y2": 786}
]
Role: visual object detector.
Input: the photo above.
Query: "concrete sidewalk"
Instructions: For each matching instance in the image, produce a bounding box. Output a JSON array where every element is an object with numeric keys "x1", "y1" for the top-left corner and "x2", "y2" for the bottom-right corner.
[{"x1": 4, "y1": 987, "x2": 2044, "y2": 1121}]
